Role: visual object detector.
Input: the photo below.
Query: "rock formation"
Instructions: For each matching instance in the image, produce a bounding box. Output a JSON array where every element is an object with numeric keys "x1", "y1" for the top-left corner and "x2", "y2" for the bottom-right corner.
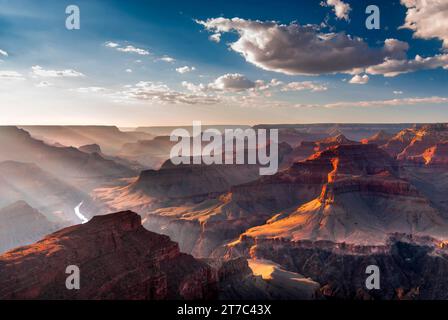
[
  {"x1": 0, "y1": 201, "x2": 57, "y2": 253},
  {"x1": 239, "y1": 144, "x2": 448, "y2": 244},
  {"x1": 0, "y1": 211, "x2": 218, "y2": 300}
]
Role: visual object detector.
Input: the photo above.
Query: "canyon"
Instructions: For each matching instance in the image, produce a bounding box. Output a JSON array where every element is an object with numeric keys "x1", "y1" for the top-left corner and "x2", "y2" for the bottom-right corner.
[{"x1": 1, "y1": 123, "x2": 448, "y2": 300}]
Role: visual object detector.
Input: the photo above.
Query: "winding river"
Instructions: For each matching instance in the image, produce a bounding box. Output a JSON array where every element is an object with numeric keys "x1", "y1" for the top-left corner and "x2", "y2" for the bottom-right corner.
[{"x1": 74, "y1": 202, "x2": 89, "y2": 224}]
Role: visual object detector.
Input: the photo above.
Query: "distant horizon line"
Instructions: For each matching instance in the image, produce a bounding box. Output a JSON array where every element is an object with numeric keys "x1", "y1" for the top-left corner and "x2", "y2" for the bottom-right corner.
[{"x1": 1, "y1": 122, "x2": 446, "y2": 129}]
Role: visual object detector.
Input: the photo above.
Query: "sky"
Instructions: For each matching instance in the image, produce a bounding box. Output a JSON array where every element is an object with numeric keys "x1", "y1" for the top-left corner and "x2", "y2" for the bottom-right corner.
[{"x1": 0, "y1": 0, "x2": 448, "y2": 126}]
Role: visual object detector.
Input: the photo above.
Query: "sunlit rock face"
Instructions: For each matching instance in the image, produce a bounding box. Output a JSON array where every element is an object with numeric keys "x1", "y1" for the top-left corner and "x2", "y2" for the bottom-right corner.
[
  {"x1": 238, "y1": 144, "x2": 448, "y2": 245},
  {"x1": 362, "y1": 130, "x2": 395, "y2": 147},
  {"x1": 380, "y1": 124, "x2": 448, "y2": 160},
  {"x1": 141, "y1": 150, "x2": 332, "y2": 257},
  {"x1": 0, "y1": 211, "x2": 218, "y2": 300},
  {"x1": 142, "y1": 143, "x2": 448, "y2": 257},
  {"x1": 397, "y1": 124, "x2": 448, "y2": 161}
]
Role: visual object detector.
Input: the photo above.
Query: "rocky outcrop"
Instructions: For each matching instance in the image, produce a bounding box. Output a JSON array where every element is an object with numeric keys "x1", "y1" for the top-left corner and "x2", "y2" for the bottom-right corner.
[
  {"x1": 230, "y1": 234, "x2": 448, "y2": 300},
  {"x1": 133, "y1": 161, "x2": 260, "y2": 199},
  {"x1": 381, "y1": 128, "x2": 418, "y2": 158},
  {"x1": 0, "y1": 201, "x2": 57, "y2": 253},
  {"x1": 362, "y1": 130, "x2": 395, "y2": 146},
  {"x1": 316, "y1": 134, "x2": 359, "y2": 151},
  {"x1": 238, "y1": 144, "x2": 448, "y2": 245},
  {"x1": 380, "y1": 124, "x2": 448, "y2": 160},
  {"x1": 213, "y1": 257, "x2": 320, "y2": 300},
  {"x1": 0, "y1": 211, "x2": 218, "y2": 300},
  {"x1": 281, "y1": 134, "x2": 359, "y2": 167},
  {"x1": 140, "y1": 145, "x2": 337, "y2": 257},
  {"x1": 141, "y1": 143, "x2": 336, "y2": 257},
  {"x1": 397, "y1": 124, "x2": 448, "y2": 161},
  {"x1": 79, "y1": 144, "x2": 102, "y2": 154},
  {"x1": 408, "y1": 142, "x2": 448, "y2": 167},
  {"x1": 95, "y1": 158, "x2": 261, "y2": 214}
]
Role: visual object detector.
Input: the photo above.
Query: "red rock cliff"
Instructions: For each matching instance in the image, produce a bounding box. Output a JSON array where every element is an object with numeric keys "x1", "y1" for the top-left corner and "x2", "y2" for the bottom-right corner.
[{"x1": 0, "y1": 211, "x2": 218, "y2": 300}]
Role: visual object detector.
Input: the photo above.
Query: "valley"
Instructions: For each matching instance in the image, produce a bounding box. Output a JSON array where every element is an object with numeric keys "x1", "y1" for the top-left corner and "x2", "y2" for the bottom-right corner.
[{"x1": 1, "y1": 123, "x2": 448, "y2": 300}]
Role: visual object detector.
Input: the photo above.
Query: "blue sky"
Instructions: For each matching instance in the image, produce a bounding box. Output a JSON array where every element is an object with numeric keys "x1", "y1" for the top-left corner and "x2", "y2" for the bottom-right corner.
[{"x1": 0, "y1": 0, "x2": 447, "y2": 126}]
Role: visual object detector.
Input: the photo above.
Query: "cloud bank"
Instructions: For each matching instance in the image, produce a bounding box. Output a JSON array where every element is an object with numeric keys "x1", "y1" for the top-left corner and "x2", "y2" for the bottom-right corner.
[
  {"x1": 31, "y1": 66, "x2": 85, "y2": 78},
  {"x1": 401, "y1": 0, "x2": 448, "y2": 48},
  {"x1": 196, "y1": 18, "x2": 408, "y2": 75}
]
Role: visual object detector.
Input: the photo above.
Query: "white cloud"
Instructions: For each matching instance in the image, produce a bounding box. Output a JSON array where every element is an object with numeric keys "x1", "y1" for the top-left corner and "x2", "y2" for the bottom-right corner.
[
  {"x1": 295, "y1": 96, "x2": 448, "y2": 109},
  {"x1": 209, "y1": 33, "x2": 221, "y2": 43},
  {"x1": 349, "y1": 74, "x2": 369, "y2": 84},
  {"x1": 281, "y1": 81, "x2": 328, "y2": 92},
  {"x1": 400, "y1": 0, "x2": 448, "y2": 48},
  {"x1": 119, "y1": 81, "x2": 220, "y2": 105},
  {"x1": 158, "y1": 56, "x2": 176, "y2": 63},
  {"x1": 105, "y1": 41, "x2": 120, "y2": 48},
  {"x1": 0, "y1": 49, "x2": 8, "y2": 57},
  {"x1": 208, "y1": 73, "x2": 255, "y2": 91},
  {"x1": 393, "y1": 90, "x2": 404, "y2": 95},
  {"x1": 366, "y1": 54, "x2": 448, "y2": 77},
  {"x1": 31, "y1": 65, "x2": 85, "y2": 78},
  {"x1": 116, "y1": 45, "x2": 150, "y2": 55},
  {"x1": 75, "y1": 87, "x2": 107, "y2": 93},
  {"x1": 0, "y1": 70, "x2": 24, "y2": 80},
  {"x1": 176, "y1": 66, "x2": 196, "y2": 74},
  {"x1": 125, "y1": 69, "x2": 133, "y2": 73},
  {"x1": 181, "y1": 81, "x2": 207, "y2": 93},
  {"x1": 105, "y1": 41, "x2": 150, "y2": 55},
  {"x1": 321, "y1": 0, "x2": 351, "y2": 21},
  {"x1": 196, "y1": 18, "x2": 408, "y2": 75},
  {"x1": 183, "y1": 74, "x2": 326, "y2": 95}
]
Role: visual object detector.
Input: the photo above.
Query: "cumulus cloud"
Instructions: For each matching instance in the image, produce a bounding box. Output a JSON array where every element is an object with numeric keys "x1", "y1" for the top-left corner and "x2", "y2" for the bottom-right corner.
[
  {"x1": 349, "y1": 74, "x2": 369, "y2": 84},
  {"x1": 181, "y1": 81, "x2": 207, "y2": 93},
  {"x1": 196, "y1": 18, "x2": 408, "y2": 75},
  {"x1": 176, "y1": 66, "x2": 196, "y2": 74},
  {"x1": 400, "y1": 0, "x2": 448, "y2": 48},
  {"x1": 120, "y1": 81, "x2": 220, "y2": 105},
  {"x1": 281, "y1": 81, "x2": 328, "y2": 92},
  {"x1": 366, "y1": 54, "x2": 448, "y2": 77},
  {"x1": 0, "y1": 49, "x2": 8, "y2": 57},
  {"x1": 208, "y1": 73, "x2": 256, "y2": 91},
  {"x1": 393, "y1": 90, "x2": 404, "y2": 95},
  {"x1": 0, "y1": 70, "x2": 24, "y2": 80},
  {"x1": 321, "y1": 0, "x2": 351, "y2": 21},
  {"x1": 183, "y1": 74, "x2": 326, "y2": 95},
  {"x1": 31, "y1": 65, "x2": 85, "y2": 78}
]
